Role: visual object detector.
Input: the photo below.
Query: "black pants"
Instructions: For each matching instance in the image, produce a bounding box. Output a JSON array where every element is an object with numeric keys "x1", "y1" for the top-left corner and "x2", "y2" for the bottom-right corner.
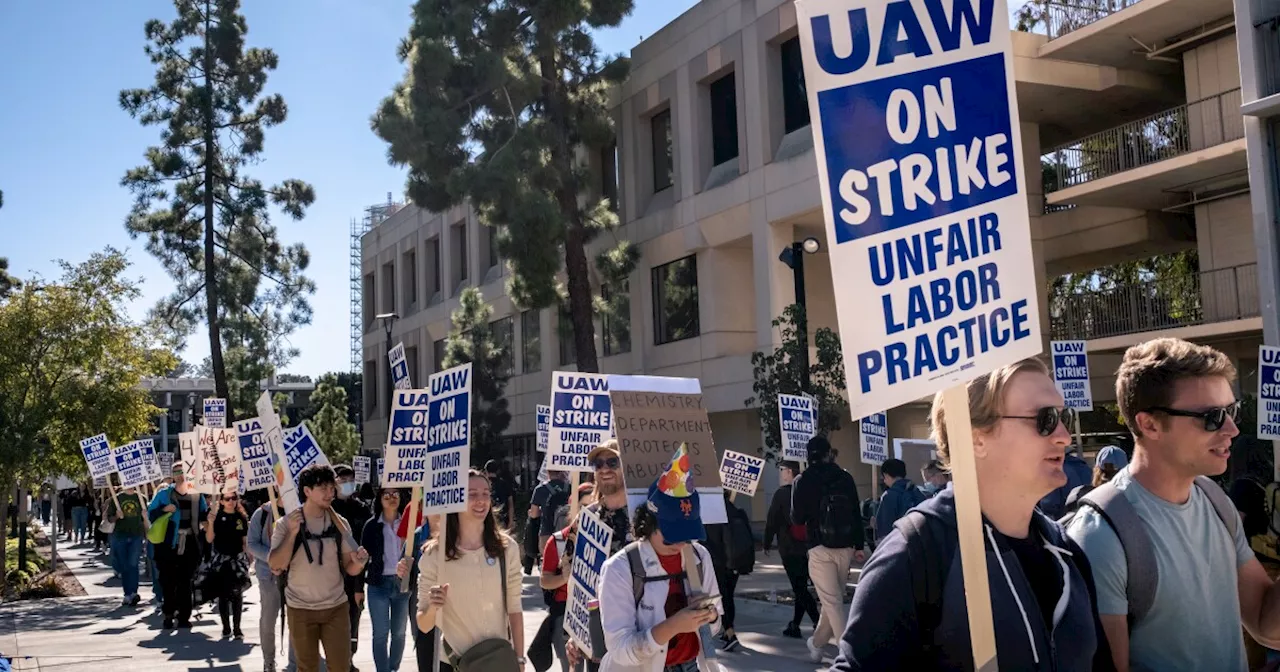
[
  {"x1": 155, "y1": 538, "x2": 200, "y2": 622},
  {"x1": 413, "y1": 625, "x2": 453, "y2": 671},
  {"x1": 715, "y1": 567, "x2": 739, "y2": 631},
  {"x1": 348, "y1": 589, "x2": 364, "y2": 655},
  {"x1": 783, "y1": 553, "x2": 820, "y2": 627},
  {"x1": 218, "y1": 592, "x2": 243, "y2": 630}
]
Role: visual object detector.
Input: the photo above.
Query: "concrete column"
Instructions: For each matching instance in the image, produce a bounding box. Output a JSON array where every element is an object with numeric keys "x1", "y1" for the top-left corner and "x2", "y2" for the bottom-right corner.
[{"x1": 1021, "y1": 121, "x2": 1053, "y2": 352}]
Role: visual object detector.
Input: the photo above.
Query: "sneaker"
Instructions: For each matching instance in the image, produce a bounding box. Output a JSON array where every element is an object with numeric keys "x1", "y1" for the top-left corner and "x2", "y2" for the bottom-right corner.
[
  {"x1": 782, "y1": 623, "x2": 802, "y2": 639},
  {"x1": 233, "y1": 628, "x2": 244, "y2": 640},
  {"x1": 720, "y1": 633, "x2": 740, "y2": 652},
  {"x1": 222, "y1": 626, "x2": 232, "y2": 639},
  {"x1": 806, "y1": 636, "x2": 823, "y2": 663},
  {"x1": 129, "y1": 594, "x2": 141, "y2": 607},
  {"x1": 121, "y1": 597, "x2": 132, "y2": 608}
]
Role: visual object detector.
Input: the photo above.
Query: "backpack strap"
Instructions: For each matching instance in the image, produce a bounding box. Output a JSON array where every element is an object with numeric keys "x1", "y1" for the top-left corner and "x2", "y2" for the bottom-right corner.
[
  {"x1": 1077, "y1": 481, "x2": 1157, "y2": 624},
  {"x1": 1194, "y1": 476, "x2": 1239, "y2": 539},
  {"x1": 894, "y1": 510, "x2": 949, "y2": 657},
  {"x1": 626, "y1": 541, "x2": 690, "y2": 607}
]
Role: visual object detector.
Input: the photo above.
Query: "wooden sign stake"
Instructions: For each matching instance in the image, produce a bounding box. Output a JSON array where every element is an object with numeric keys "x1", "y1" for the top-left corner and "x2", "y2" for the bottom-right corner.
[{"x1": 401, "y1": 486, "x2": 422, "y2": 593}]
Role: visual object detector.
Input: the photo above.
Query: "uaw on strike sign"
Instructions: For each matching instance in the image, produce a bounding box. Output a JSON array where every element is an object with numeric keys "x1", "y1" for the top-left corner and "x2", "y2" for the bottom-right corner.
[
  {"x1": 564, "y1": 506, "x2": 613, "y2": 659},
  {"x1": 548, "y1": 372, "x2": 612, "y2": 472},
  {"x1": 796, "y1": 0, "x2": 1040, "y2": 420}
]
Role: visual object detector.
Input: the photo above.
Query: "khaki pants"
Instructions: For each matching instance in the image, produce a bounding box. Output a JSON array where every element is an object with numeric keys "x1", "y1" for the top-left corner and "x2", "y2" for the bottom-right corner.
[
  {"x1": 808, "y1": 545, "x2": 854, "y2": 649},
  {"x1": 288, "y1": 603, "x2": 351, "y2": 672}
]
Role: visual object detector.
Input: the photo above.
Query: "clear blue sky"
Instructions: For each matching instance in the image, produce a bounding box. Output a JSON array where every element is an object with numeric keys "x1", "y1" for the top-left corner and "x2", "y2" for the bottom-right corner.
[{"x1": 0, "y1": 0, "x2": 698, "y2": 378}]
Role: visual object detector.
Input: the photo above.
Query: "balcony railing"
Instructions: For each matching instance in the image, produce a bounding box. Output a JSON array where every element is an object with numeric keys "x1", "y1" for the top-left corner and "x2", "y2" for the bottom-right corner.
[
  {"x1": 1049, "y1": 263, "x2": 1259, "y2": 341},
  {"x1": 1043, "y1": 89, "x2": 1244, "y2": 193},
  {"x1": 1040, "y1": 0, "x2": 1144, "y2": 39}
]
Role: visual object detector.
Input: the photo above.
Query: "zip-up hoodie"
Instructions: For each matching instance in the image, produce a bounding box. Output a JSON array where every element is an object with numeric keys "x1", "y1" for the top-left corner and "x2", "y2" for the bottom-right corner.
[
  {"x1": 874, "y1": 478, "x2": 926, "y2": 541},
  {"x1": 832, "y1": 487, "x2": 1114, "y2": 672}
]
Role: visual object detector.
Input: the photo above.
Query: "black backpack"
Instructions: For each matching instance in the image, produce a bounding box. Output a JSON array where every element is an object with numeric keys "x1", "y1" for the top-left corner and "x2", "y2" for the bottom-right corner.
[
  {"x1": 727, "y1": 506, "x2": 756, "y2": 575},
  {"x1": 818, "y1": 490, "x2": 858, "y2": 548},
  {"x1": 277, "y1": 513, "x2": 348, "y2": 639}
]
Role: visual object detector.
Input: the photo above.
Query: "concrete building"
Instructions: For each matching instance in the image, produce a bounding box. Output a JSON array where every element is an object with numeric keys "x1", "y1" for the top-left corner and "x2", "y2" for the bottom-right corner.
[
  {"x1": 137, "y1": 377, "x2": 316, "y2": 455},
  {"x1": 360, "y1": 0, "x2": 1261, "y2": 515}
]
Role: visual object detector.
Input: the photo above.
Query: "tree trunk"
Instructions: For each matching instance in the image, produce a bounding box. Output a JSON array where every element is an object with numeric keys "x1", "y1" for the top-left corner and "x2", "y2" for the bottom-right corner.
[
  {"x1": 203, "y1": 3, "x2": 230, "y2": 404},
  {"x1": 563, "y1": 227, "x2": 599, "y2": 373}
]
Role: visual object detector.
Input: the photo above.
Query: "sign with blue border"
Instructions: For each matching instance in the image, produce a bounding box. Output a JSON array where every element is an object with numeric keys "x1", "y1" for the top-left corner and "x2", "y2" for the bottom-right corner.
[
  {"x1": 389, "y1": 342, "x2": 412, "y2": 390},
  {"x1": 719, "y1": 450, "x2": 766, "y2": 497},
  {"x1": 80, "y1": 434, "x2": 114, "y2": 478},
  {"x1": 779, "y1": 394, "x2": 816, "y2": 462},
  {"x1": 860, "y1": 412, "x2": 889, "y2": 466},
  {"x1": 1260, "y1": 346, "x2": 1280, "y2": 440},
  {"x1": 421, "y1": 362, "x2": 472, "y2": 514},
  {"x1": 1051, "y1": 340, "x2": 1093, "y2": 411},
  {"x1": 548, "y1": 372, "x2": 612, "y2": 472}
]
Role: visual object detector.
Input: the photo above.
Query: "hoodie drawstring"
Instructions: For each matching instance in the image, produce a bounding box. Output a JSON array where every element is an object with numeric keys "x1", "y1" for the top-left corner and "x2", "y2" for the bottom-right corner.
[
  {"x1": 1043, "y1": 540, "x2": 1074, "y2": 629},
  {"x1": 985, "y1": 524, "x2": 1040, "y2": 665}
]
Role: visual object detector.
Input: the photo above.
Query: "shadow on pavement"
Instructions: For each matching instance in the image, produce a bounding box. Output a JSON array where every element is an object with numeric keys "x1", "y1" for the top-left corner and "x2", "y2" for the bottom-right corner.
[{"x1": 0, "y1": 597, "x2": 128, "y2": 633}]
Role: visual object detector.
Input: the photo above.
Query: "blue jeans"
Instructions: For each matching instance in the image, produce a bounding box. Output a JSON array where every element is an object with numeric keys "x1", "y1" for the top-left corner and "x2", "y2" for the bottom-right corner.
[
  {"x1": 71, "y1": 507, "x2": 89, "y2": 541},
  {"x1": 367, "y1": 577, "x2": 410, "y2": 672},
  {"x1": 110, "y1": 534, "x2": 143, "y2": 598}
]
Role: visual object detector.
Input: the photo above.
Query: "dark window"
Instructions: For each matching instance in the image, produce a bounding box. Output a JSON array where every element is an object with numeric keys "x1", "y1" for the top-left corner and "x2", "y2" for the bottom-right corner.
[
  {"x1": 602, "y1": 280, "x2": 631, "y2": 357},
  {"x1": 381, "y1": 262, "x2": 396, "y2": 313},
  {"x1": 780, "y1": 37, "x2": 810, "y2": 133},
  {"x1": 433, "y1": 339, "x2": 446, "y2": 373},
  {"x1": 491, "y1": 316, "x2": 514, "y2": 375},
  {"x1": 558, "y1": 306, "x2": 576, "y2": 366},
  {"x1": 428, "y1": 238, "x2": 441, "y2": 296},
  {"x1": 709, "y1": 72, "x2": 739, "y2": 166},
  {"x1": 454, "y1": 223, "x2": 468, "y2": 286},
  {"x1": 601, "y1": 142, "x2": 619, "y2": 211},
  {"x1": 521, "y1": 310, "x2": 541, "y2": 374},
  {"x1": 652, "y1": 256, "x2": 700, "y2": 345},
  {"x1": 364, "y1": 360, "x2": 378, "y2": 416},
  {"x1": 487, "y1": 226, "x2": 500, "y2": 270},
  {"x1": 403, "y1": 250, "x2": 418, "y2": 306},
  {"x1": 362, "y1": 273, "x2": 375, "y2": 329},
  {"x1": 652, "y1": 109, "x2": 673, "y2": 192}
]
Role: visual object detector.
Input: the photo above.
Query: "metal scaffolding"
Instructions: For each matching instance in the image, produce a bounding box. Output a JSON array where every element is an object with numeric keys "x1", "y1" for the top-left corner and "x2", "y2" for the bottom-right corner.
[{"x1": 350, "y1": 193, "x2": 403, "y2": 376}]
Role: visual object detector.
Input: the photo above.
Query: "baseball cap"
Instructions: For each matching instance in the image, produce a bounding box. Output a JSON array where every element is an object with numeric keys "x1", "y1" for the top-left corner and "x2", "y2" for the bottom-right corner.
[
  {"x1": 1095, "y1": 446, "x2": 1129, "y2": 470},
  {"x1": 587, "y1": 440, "x2": 620, "y2": 465},
  {"x1": 645, "y1": 444, "x2": 705, "y2": 544}
]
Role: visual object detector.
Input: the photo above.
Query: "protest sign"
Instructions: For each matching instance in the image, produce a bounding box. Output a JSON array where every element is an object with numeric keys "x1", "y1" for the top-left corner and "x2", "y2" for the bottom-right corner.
[
  {"x1": 203, "y1": 398, "x2": 227, "y2": 429},
  {"x1": 536, "y1": 404, "x2": 551, "y2": 452},
  {"x1": 255, "y1": 392, "x2": 293, "y2": 505},
  {"x1": 92, "y1": 475, "x2": 108, "y2": 489},
  {"x1": 548, "y1": 372, "x2": 612, "y2": 472},
  {"x1": 778, "y1": 394, "x2": 816, "y2": 462},
  {"x1": 384, "y1": 389, "x2": 430, "y2": 487},
  {"x1": 236, "y1": 417, "x2": 275, "y2": 490},
  {"x1": 276, "y1": 423, "x2": 330, "y2": 511},
  {"x1": 1260, "y1": 346, "x2": 1280, "y2": 440},
  {"x1": 376, "y1": 458, "x2": 384, "y2": 485},
  {"x1": 796, "y1": 2, "x2": 1031, "y2": 666},
  {"x1": 157, "y1": 451, "x2": 174, "y2": 479},
  {"x1": 80, "y1": 434, "x2": 114, "y2": 478},
  {"x1": 214, "y1": 426, "x2": 240, "y2": 495},
  {"x1": 389, "y1": 342, "x2": 412, "y2": 390},
  {"x1": 135, "y1": 439, "x2": 164, "y2": 483},
  {"x1": 353, "y1": 456, "x2": 371, "y2": 484},
  {"x1": 860, "y1": 413, "x2": 889, "y2": 466},
  {"x1": 718, "y1": 450, "x2": 765, "y2": 497},
  {"x1": 195, "y1": 425, "x2": 223, "y2": 494},
  {"x1": 421, "y1": 363, "x2": 472, "y2": 514},
  {"x1": 113, "y1": 441, "x2": 150, "y2": 490},
  {"x1": 564, "y1": 507, "x2": 613, "y2": 659},
  {"x1": 178, "y1": 431, "x2": 199, "y2": 483},
  {"x1": 1051, "y1": 341, "x2": 1093, "y2": 411},
  {"x1": 537, "y1": 452, "x2": 550, "y2": 484}
]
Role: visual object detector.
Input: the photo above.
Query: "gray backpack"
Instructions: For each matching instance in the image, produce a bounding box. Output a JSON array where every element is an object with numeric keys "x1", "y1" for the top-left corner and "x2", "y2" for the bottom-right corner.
[{"x1": 1061, "y1": 476, "x2": 1237, "y2": 624}]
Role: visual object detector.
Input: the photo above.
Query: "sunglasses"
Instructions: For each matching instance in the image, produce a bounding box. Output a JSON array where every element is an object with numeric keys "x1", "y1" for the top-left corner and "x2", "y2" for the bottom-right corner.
[
  {"x1": 1145, "y1": 401, "x2": 1240, "y2": 432},
  {"x1": 222, "y1": 496, "x2": 238, "y2": 502},
  {"x1": 592, "y1": 456, "x2": 620, "y2": 470},
  {"x1": 999, "y1": 406, "x2": 1075, "y2": 437}
]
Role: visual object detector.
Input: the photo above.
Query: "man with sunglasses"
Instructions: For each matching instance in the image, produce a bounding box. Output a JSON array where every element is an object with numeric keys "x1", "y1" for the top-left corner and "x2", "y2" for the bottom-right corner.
[{"x1": 1067, "y1": 338, "x2": 1280, "y2": 671}]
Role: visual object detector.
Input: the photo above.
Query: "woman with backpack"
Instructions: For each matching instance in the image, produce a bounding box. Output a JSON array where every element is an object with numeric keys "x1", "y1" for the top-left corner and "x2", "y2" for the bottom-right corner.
[
  {"x1": 416, "y1": 469, "x2": 524, "y2": 671},
  {"x1": 831, "y1": 358, "x2": 1115, "y2": 671},
  {"x1": 763, "y1": 461, "x2": 819, "y2": 639}
]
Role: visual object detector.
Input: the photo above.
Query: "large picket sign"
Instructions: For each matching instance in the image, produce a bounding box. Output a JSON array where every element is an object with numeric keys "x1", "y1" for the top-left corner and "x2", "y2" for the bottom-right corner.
[
  {"x1": 1260, "y1": 346, "x2": 1280, "y2": 440},
  {"x1": 389, "y1": 342, "x2": 412, "y2": 390},
  {"x1": 422, "y1": 363, "x2": 472, "y2": 514},
  {"x1": 113, "y1": 441, "x2": 151, "y2": 489},
  {"x1": 353, "y1": 456, "x2": 371, "y2": 484},
  {"x1": 236, "y1": 417, "x2": 275, "y2": 490},
  {"x1": 135, "y1": 439, "x2": 164, "y2": 483},
  {"x1": 277, "y1": 423, "x2": 330, "y2": 511},
  {"x1": 385, "y1": 389, "x2": 431, "y2": 487},
  {"x1": 1051, "y1": 341, "x2": 1093, "y2": 411},
  {"x1": 719, "y1": 450, "x2": 765, "y2": 497},
  {"x1": 215, "y1": 426, "x2": 241, "y2": 495},
  {"x1": 547, "y1": 372, "x2": 612, "y2": 472},
  {"x1": 80, "y1": 434, "x2": 114, "y2": 478},
  {"x1": 564, "y1": 507, "x2": 613, "y2": 659},
  {"x1": 778, "y1": 394, "x2": 816, "y2": 462}
]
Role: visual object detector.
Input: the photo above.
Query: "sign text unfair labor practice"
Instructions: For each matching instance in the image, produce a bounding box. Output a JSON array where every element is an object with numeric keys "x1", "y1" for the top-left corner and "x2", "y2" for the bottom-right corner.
[{"x1": 796, "y1": 0, "x2": 1041, "y2": 417}]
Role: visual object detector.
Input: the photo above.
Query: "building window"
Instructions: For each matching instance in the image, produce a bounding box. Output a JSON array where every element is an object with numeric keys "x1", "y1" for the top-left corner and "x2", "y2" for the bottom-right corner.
[
  {"x1": 709, "y1": 72, "x2": 739, "y2": 166},
  {"x1": 652, "y1": 109, "x2": 673, "y2": 192},
  {"x1": 652, "y1": 255, "x2": 700, "y2": 345},
  {"x1": 362, "y1": 273, "x2": 375, "y2": 330},
  {"x1": 433, "y1": 338, "x2": 446, "y2": 373},
  {"x1": 363, "y1": 359, "x2": 378, "y2": 417},
  {"x1": 428, "y1": 237, "x2": 441, "y2": 297},
  {"x1": 780, "y1": 37, "x2": 810, "y2": 134},
  {"x1": 601, "y1": 142, "x2": 619, "y2": 211},
  {"x1": 558, "y1": 305, "x2": 576, "y2": 366},
  {"x1": 380, "y1": 262, "x2": 396, "y2": 313},
  {"x1": 521, "y1": 310, "x2": 541, "y2": 374},
  {"x1": 491, "y1": 316, "x2": 514, "y2": 375},
  {"x1": 602, "y1": 280, "x2": 631, "y2": 357},
  {"x1": 453, "y1": 221, "x2": 468, "y2": 288},
  {"x1": 405, "y1": 345, "x2": 419, "y2": 386},
  {"x1": 403, "y1": 249, "x2": 418, "y2": 307},
  {"x1": 487, "y1": 225, "x2": 500, "y2": 271}
]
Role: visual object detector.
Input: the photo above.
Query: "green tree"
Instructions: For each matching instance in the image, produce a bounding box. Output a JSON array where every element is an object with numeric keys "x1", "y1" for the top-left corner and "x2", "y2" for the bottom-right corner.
[
  {"x1": 443, "y1": 287, "x2": 512, "y2": 467},
  {"x1": 297, "y1": 371, "x2": 361, "y2": 426},
  {"x1": 306, "y1": 375, "x2": 361, "y2": 465},
  {"x1": 0, "y1": 188, "x2": 19, "y2": 300},
  {"x1": 745, "y1": 304, "x2": 850, "y2": 461},
  {"x1": 372, "y1": 0, "x2": 636, "y2": 373},
  {"x1": 120, "y1": 0, "x2": 316, "y2": 413},
  {"x1": 0, "y1": 249, "x2": 175, "y2": 490}
]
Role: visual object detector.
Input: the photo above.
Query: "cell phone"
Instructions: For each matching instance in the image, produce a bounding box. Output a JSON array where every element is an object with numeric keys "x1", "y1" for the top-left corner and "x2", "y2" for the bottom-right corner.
[{"x1": 689, "y1": 594, "x2": 721, "y2": 611}]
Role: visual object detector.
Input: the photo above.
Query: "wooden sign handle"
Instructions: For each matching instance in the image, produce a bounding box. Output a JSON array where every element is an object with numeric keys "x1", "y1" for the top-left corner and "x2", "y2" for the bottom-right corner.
[{"x1": 401, "y1": 486, "x2": 422, "y2": 592}]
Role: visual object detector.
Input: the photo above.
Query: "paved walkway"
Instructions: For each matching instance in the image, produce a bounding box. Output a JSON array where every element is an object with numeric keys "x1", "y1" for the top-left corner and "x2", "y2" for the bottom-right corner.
[{"x1": 3, "y1": 523, "x2": 857, "y2": 671}]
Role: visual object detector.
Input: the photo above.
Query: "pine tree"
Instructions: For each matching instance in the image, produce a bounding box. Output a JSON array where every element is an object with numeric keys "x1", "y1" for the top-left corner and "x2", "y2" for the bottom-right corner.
[
  {"x1": 443, "y1": 287, "x2": 511, "y2": 466},
  {"x1": 373, "y1": 0, "x2": 636, "y2": 373},
  {"x1": 120, "y1": 0, "x2": 315, "y2": 411},
  {"x1": 307, "y1": 375, "x2": 361, "y2": 466},
  {"x1": 0, "y1": 189, "x2": 19, "y2": 300}
]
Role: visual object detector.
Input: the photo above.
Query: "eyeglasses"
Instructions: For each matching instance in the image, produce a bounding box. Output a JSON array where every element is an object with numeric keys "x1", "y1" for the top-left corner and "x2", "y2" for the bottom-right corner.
[
  {"x1": 592, "y1": 456, "x2": 620, "y2": 470},
  {"x1": 222, "y1": 496, "x2": 238, "y2": 502},
  {"x1": 1145, "y1": 401, "x2": 1240, "y2": 432},
  {"x1": 999, "y1": 406, "x2": 1075, "y2": 437}
]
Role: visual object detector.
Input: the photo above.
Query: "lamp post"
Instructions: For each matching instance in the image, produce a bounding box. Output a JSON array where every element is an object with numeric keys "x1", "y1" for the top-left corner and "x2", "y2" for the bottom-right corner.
[
  {"x1": 375, "y1": 312, "x2": 400, "y2": 426},
  {"x1": 778, "y1": 237, "x2": 822, "y2": 393}
]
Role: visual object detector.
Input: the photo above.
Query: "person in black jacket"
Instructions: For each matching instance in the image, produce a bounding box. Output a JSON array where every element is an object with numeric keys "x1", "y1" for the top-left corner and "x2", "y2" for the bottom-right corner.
[
  {"x1": 703, "y1": 492, "x2": 750, "y2": 652},
  {"x1": 764, "y1": 460, "x2": 819, "y2": 638},
  {"x1": 360, "y1": 488, "x2": 414, "y2": 672},
  {"x1": 790, "y1": 436, "x2": 865, "y2": 663},
  {"x1": 332, "y1": 464, "x2": 371, "y2": 670}
]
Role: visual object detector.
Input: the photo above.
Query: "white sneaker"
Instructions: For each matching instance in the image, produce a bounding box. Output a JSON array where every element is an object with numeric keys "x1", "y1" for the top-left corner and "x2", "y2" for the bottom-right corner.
[{"x1": 806, "y1": 636, "x2": 823, "y2": 663}]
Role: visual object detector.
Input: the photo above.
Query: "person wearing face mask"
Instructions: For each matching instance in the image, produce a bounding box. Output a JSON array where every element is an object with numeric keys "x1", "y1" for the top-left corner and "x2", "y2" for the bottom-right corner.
[
  {"x1": 831, "y1": 358, "x2": 1114, "y2": 671},
  {"x1": 331, "y1": 464, "x2": 372, "y2": 670}
]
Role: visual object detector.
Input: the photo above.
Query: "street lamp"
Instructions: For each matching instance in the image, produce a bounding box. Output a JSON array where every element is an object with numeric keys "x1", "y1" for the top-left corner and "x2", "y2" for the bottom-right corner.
[
  {"x1": 778, "y1": 236, "x2": 822, "y2": 393},
  {"x1": 375, "y1": 312, "x2": 399, "y2": 420}
]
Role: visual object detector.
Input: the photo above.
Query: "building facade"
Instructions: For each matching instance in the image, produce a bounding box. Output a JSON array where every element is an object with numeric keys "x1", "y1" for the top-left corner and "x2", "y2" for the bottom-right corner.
[{"x1": 361, "y1": 0, "x2": 1263, "y2": 514}]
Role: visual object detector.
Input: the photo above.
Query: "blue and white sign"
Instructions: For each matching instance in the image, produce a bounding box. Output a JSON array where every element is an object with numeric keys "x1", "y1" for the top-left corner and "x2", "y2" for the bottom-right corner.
[
  {"x1": 564, "y1": 507, "x2": 613, "y2": 659},
  {"x1": 779, "y1": 394, "x2": 817, "y2": 462},
  {"x1": 353, "y1": 455, "x2": 371, "y2": 484},
  {"x1": 548, "y1": 372, "x2": 612, "y2": 472},
  {"x1": 1259, "y1": 346, "x2": 1280, "y2": 440},
  {"x1": 113, "y1": 440, "x2": 150, "y2": 489},
  {"x1": 80, "y1": 434, "x2": 114, "y2": 478},
  {"x1": 389, "y1": 342, "x2": 412, "y2": 390},
  {"x1": 797, "y1": 0, "x2": 1040, "y2": 419},
  {"x1": 384, "y1": 388, "x2": 431, "y2": 487},
  {"x1": 376, "y1": 457, "x2": 385, "y2": 485},
  {"x1": 1050, "y1": 340, "x2": 1093, "y2": 411},
  {"x1": 203, "y1": 398, "x2": 227, "y2": 429},
  {"x1": 156, "y1": 451, "x2": 174, "y2": 480},
  {"x1": 135, "y1": 438, "x2": 164, "y2": 483},
  {"x1": 236, "y1": 417, "x2": 275, "y2": 490},
  {"x1": 422, "y1": 363, "x2": 472, "y2": 514},
  {"x1": 860, "y1": 412, "x2": 889, "y2": 466},
  {"x1": 536, "y1": 404, "x2": 552, "y2": 452},
  {"x1": 281, "y1": 423, "x2": 329, "y2": 493},
  {"x1": 719, "y1": 449, "x2": 766, "y2": 497}
]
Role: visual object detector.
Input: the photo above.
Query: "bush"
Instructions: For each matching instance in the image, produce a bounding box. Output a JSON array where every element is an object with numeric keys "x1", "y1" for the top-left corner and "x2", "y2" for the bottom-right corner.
[
  {"x1": 18, "y1": 576, "x2": 65, "y2": 600},
  {"x1": 5, "y1": 537, "x2": 48, "y2": 590}
]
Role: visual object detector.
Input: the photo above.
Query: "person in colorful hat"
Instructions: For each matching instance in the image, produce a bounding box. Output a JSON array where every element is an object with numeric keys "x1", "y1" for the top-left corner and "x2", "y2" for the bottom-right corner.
[{"x1": 596, "y1": 445, "x2": 722, "y2": 672}]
